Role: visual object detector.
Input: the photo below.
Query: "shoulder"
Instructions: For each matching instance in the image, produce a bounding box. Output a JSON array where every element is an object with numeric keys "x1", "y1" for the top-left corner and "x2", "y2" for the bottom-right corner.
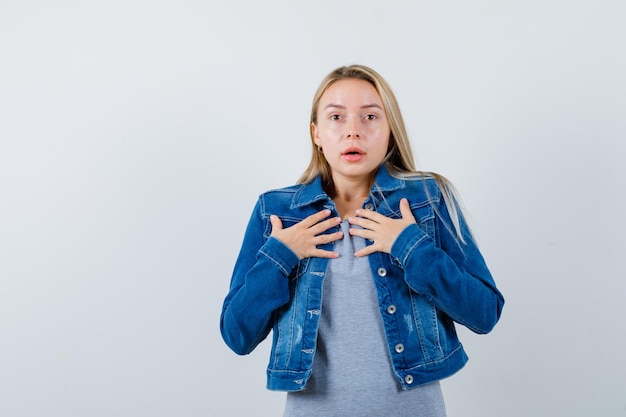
[
  {"x1": 259, "y1": 183, "x2": 302, "y2": 198},
  {"x1": 397, "y1": 171, "x2": 445, "y2": 203},
  {"x1": 254, "y1": 184, "x2": 304, "y2": 216}
]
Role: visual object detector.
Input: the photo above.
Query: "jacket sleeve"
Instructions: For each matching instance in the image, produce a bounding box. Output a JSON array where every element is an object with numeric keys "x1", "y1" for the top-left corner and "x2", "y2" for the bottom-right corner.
[
  {"x1": 390, "y1": 191, "x2": 504, "y2": 334},
  {"x1": 220, "y1": 198, "x2": 300, "y2": 355}
]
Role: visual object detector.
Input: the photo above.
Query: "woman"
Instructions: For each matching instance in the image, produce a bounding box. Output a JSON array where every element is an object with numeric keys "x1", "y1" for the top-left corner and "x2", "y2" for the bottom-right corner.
[{"x1": 220, "y1": 64, "x2": 504, "y2": 416}]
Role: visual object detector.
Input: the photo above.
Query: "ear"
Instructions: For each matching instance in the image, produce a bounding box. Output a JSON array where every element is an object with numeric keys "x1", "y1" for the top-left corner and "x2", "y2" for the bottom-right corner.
[{"x1": 312, "y1": 122, "x2": 322, "y2": 147}]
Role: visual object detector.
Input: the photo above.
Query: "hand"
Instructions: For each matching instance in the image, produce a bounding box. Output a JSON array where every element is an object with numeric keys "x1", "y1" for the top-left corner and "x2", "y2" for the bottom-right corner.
[
  {"x1": 348, "y1": 198, "x2": 416, "y2": 257},
  {"x1": 270, "y1": 209, "x2": 344, "y2": 260}
]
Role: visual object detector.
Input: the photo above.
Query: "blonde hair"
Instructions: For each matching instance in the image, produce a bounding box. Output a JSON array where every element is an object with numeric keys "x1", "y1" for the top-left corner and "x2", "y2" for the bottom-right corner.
[{"x1": 298, "y1": 64, "x2": 470, "y2": 244}]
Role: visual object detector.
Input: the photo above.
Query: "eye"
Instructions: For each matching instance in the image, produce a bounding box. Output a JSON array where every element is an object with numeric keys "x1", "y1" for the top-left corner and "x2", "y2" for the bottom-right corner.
[
  {"x1": 364, "y1": 114, "x2": 377, "y2": 121},
  {"x1": 330, "y1": 114, "x2": 341, "y2": 121}
]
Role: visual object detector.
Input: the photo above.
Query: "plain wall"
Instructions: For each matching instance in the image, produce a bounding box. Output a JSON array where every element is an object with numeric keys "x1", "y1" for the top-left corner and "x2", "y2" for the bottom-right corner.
[{"x1": 1, "y1": 1, "x2": 625, "y2": 416}]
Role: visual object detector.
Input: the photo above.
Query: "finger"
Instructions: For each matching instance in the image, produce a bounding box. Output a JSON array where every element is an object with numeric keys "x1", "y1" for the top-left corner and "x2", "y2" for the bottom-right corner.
[
  {"x1": 348, "y1": 226, "x2": 374, "y2": 241},
  {"x1": 354, "y1": 244, "x2": 377, "y2": 258},
  {"x1": 310, "y1": 248, "x2": 339, "y2": 259},
  {"x1": 348, "y1": 216, "x2": 379, "y2": 232},
  {"x1": 354, "y1": 208, "x2": 385, "y2": 222},
  {"x1": 269, "y1": 214, "x2": 283, "y2": 233},
  {"x1": 313, "y1": 231, "x2": 344, "y2": 245},
  {"x1": 310, "y1": 216, "x2": 342, "y2": 235},
  {"x1": 399, "y1": 198, "x2": 416, "y2": 222},
  {"x1": 301, "y1": 209, "x2": 333, "y2": 228}
]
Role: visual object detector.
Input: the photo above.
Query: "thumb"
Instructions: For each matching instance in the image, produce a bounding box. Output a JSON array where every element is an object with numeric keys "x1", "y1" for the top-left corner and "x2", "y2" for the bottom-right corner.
[
  {"x1": 399, "y1": 198, "x2": 416, "y2": 222},
  {"x1": 269, "y1": 214, "x2": 283, "y2": 233}
]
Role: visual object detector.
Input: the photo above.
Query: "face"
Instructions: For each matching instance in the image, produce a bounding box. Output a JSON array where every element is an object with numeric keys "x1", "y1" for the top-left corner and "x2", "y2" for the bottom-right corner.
[{"x1": 312, "y1": 78, "x2": 391, "y2": 186}]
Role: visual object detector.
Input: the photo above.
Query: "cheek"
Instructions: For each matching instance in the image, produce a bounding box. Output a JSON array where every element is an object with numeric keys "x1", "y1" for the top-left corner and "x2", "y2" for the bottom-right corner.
[
  {"x1": 375, "y1": 139, "x2": 392, "y2": 156},
  {"x1": 318, "y1": 126, "x2": 342, "y2": 142},
  {"x1": 371, "y1": 126, "x2": 391, "y2": 143},
  {"x1": 324, "y1": 123, "x2": 343, "y2": 134}
]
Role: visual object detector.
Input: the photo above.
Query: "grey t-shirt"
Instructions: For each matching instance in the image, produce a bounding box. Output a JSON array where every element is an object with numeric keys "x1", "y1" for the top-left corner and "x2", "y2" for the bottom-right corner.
[{"x1": 283, "y1": 220, "x2": 446, "y2": 417}]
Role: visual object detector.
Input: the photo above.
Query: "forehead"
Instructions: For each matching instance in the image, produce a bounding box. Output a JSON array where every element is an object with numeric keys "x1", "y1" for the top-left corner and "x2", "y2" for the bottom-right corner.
[{"x1": 319, "y1": 78, "x2": 382, "y2": 106}]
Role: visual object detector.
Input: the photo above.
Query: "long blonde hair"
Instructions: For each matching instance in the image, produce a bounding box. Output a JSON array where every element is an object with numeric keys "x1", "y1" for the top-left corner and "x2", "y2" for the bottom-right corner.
[{"x1": 298, "y1": 64, "x2": 470, "y2": 244}]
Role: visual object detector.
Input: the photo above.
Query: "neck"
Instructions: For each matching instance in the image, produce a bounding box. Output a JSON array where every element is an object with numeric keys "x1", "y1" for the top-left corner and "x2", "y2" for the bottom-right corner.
[
  {"x1": 328, "y1": 175, "x2": 372, "y2": 219},
  {"x1": 329, "y1": 174, "x2": 372, "y2": 199},
  {"x1": 333, "y1": 185, "x2": 370, "y2": 202}
]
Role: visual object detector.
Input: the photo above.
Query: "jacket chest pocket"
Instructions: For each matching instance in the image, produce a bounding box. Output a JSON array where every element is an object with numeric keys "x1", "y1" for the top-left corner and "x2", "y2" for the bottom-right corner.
[
  {"x1": 417, "y1": 213, "x2": 435, "y2": 239},
  {"x1": 412, "y1": 204, "x2": 436, "y2": 239},
  {"x1": 262, "y1": 214, "x2": 305, "y2": 238}
]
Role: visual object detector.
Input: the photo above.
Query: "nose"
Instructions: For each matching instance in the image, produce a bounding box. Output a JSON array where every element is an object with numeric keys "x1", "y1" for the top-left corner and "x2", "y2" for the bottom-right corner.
[{"x1": 345, "y1": 118, "x2": 360, "y2": 139}]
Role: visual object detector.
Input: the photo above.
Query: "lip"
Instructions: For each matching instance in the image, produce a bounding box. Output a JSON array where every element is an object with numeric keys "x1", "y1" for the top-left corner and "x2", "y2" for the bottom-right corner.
[
  {"x1": 341, "y1": 146, "x2": 365, "y2": 156},
  {"x1": 341, "y1": 146, "x2": 365, "y2": 162}
]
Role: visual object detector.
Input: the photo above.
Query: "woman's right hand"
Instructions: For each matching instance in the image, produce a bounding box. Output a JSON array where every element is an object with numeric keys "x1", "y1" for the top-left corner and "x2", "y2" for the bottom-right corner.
[{"x1": 269, "y1": 209, "x2": 343, "y2": 260}]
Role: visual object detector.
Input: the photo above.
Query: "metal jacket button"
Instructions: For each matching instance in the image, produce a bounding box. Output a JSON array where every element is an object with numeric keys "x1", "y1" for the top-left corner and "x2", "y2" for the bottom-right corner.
[
  {"x1": 386, "y1": 305, "x2": 396, "y2": 314},
  {"x1": 395, "y1": 343, "x2": 404, "y2": 353},
  {"x1": 364, "y1": 203, "x2": 374, "y2": 211},
  {"x1": 404, "y1": 375, "x2": 414, "y2": 384},
  {"x1": 377, "y1": 268, "x2": 387, "y2": 277}
]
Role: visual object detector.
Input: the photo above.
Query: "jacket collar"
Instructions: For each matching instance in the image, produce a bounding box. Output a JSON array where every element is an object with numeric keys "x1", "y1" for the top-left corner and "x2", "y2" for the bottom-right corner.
[{"x1": 291, "y1": 165, "x2": 407, "y2": 208}]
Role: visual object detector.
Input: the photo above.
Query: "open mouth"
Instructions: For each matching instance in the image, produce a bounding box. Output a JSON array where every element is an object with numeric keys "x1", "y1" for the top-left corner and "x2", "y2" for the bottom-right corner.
[
  {"x1": 342, "y1": 147, "x2": 364, "y2": 156},
  {"x1": 341, "y1": 147, "x2": 365, "y2": 161}
]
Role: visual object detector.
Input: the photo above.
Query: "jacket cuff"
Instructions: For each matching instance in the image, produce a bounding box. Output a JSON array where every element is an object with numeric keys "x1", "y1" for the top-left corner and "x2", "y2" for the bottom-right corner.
[{"x1": 259, "y1": 236, "x2": 300, "y2": 276}]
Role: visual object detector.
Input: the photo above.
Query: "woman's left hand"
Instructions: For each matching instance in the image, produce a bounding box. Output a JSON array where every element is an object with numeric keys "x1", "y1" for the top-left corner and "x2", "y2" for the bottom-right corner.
[{"x1": 348, "y1": 198, "x2": 416, "y2": 257}]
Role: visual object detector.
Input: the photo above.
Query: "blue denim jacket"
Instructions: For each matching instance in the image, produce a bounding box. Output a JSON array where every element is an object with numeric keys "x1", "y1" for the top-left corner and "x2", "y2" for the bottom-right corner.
[{"x1": 220, "y1": 166, "x2": 504, "y2": 392}]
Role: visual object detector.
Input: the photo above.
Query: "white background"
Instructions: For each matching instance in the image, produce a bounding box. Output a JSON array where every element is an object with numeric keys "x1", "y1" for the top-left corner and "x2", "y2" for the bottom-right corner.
[{"x1": 1, "y1": 1, "x2": 625, "y2": 416}]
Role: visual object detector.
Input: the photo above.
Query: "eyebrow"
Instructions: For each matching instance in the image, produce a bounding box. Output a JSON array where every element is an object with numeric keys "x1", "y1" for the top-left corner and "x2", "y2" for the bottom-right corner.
[{"x1": 323, "y1": 103, "x2": 384, "y2": 111}]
